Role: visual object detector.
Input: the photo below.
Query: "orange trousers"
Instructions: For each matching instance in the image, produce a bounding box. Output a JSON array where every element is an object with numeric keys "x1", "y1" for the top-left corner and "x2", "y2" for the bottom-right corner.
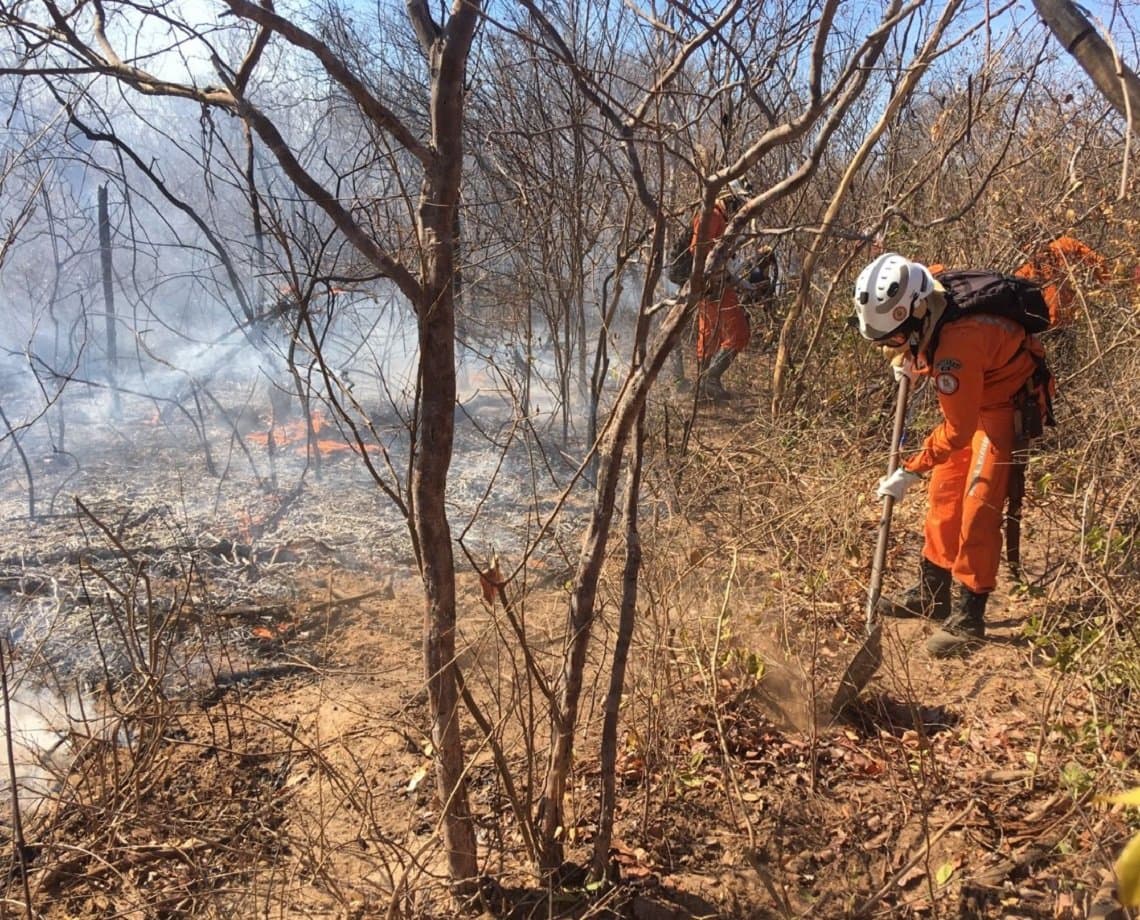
[
  {"x1": 697, "y1": 285, "x2": 750, "y2": 360},
  {"x1": 922, "y1": 407, "x2": 1016, "y2": 593}
]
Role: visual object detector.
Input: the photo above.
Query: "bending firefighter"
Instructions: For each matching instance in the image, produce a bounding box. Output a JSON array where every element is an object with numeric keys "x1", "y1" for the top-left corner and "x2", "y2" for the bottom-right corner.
[
  {"x1": 852, "y1": 253, "x2": 1048, "y2": 657},
  {"x1": 690, "y1": 180, "x2": 752, "y2": 401}
]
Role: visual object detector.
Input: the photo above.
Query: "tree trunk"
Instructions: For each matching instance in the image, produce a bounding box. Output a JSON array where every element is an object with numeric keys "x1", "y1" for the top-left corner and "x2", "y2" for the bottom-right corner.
[
  {"x1": 771, "y1": 0, "x2": 955, "y2": 414},
  {"x1": 539, "y1": 432, "x2": 625, "y2": 872},
  {"x1": 538, "y1": 227, "x2": 686, "y2": 873},
  {"x1": 415, "y1": 266, "x2": 477, "y2": 888},
  {"x1": 97, "y1": 185, "x2": 121, "y2": 419},
  {"x1": 591, "y1": 404, "x2": 645, "y2": 882},
  {"x1": 406, "y1": 0, "x2": 483, "y2": 891},
  {"x1": 1032, "y1": 0, "x2": 1140, "y2": 126}
]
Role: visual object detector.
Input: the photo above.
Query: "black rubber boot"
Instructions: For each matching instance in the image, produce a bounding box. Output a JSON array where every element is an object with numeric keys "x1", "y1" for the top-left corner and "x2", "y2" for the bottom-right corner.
[
  {"x1": 700, "y1": 348, "x2": 735, "y2": 401},
  {"x1": 877, "y1": 558, "x2": 951, "y2": 620},
  {"x1": 926, "y1": 584, "x2": 987, "y2": 658}
]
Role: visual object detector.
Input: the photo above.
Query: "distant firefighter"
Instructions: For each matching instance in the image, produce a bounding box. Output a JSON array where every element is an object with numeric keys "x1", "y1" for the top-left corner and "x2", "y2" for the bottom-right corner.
[
  {"x1": 688, "y1": 179, "x2": 753, "y2": 402},
  {"x1": 1014, "y1": 235, "x2": 1108, "y2": 328}
]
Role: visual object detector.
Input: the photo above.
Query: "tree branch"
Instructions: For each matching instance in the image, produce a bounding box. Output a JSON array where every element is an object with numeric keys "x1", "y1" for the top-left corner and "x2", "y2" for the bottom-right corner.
[
  {"x1": 224, "y1": 0, "x2": 434, "y2": 163},
  {"x1": 1032, "y1": 0, "x2": 1140, "y2": 130}
]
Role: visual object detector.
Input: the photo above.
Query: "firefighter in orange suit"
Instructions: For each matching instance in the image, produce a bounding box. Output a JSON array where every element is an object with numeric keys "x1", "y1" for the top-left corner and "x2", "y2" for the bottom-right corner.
[
  {"x1": 691, "y1": 180, "x2": 751, "y2": 401},
  {"x1": 1014, "y1": 235, "x2": 1107, "y2": 327},
  {"x1": 853, "y1": 253, "x2": 1044, "y2": 657}
]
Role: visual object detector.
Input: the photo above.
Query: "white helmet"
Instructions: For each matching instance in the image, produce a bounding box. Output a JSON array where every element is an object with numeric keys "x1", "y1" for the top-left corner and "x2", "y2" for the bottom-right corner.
[
  {"x1": 853, "y1": 252, "x2": 934, "y2": 340},
  {"x1": 718, "y1": 178, "x2": 753, "y2": 204}
]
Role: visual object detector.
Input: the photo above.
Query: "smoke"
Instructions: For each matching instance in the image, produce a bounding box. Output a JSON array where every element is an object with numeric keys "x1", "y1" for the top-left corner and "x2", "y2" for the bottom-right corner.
[{"x1": 0, "y1": 683, "x2": 93, "y2": 825}]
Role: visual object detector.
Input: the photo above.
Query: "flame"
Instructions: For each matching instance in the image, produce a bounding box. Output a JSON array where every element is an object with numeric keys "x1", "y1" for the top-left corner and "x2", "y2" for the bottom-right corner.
[
  {"x1": 247, "y1": 410, "x2": 358, "y2": 456},
  {"x1": 314, "y1": 438, "x2": 354, "y2": 455}
]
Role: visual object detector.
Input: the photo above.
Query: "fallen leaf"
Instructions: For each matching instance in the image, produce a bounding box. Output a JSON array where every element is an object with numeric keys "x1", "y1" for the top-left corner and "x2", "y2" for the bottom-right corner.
[
  {"x1": 480, "y1": 556, "x2": 503, "y2": 604},
  {"x1": 406, "y1": 763, "x2": 430, "y2": 793},
  {"x1": 935, "y1": 860, "x2": 957, "y2": 885},
  {"x1": 895, "y1": 864, "x2": 925, "y2": 888}
]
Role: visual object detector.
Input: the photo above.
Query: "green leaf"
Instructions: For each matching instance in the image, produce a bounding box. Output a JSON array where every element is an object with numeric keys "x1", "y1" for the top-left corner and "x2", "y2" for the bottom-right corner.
[
  {"x1": 1116, "y1": 832, "x2": 1140, "y2": 905},
  {"x1": 1101, "y1": 787, "x2": 1140, "y2": 808},
  {"x1": 935, "y1": 862, "x2": 956, "y2": 886}
]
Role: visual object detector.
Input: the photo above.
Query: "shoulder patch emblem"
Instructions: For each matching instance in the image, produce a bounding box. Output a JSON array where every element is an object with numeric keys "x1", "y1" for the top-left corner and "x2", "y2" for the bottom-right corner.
[
  {"x1": 935, "y1": 372, "x2": 959, "y2": 395},
  {"x1": 935, "y1": 358, "x2": 962, "y2": 372}
]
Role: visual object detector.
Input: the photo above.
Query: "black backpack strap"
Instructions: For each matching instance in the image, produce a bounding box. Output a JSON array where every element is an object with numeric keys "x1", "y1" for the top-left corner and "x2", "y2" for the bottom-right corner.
[
  {"x1": 1006, "y1": 457, "x2": 1025, "y2": 581},
  {"x1": 1031, "y1": 352, "x2": 1056, "y2": 427},
  {"x1": 1007, "y1": 349, "x2": 1053, "y2": 583}
]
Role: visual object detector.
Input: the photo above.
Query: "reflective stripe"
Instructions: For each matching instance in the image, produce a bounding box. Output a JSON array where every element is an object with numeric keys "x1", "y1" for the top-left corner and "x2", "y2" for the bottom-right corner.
[{"x1": 967, "y1": 436, "x2": 990, "y2": 497}]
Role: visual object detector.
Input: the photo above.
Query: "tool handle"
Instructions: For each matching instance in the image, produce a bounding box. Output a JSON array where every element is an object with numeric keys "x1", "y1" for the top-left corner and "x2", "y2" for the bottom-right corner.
[{"x1": 865, "y1": 376, "x2": 911, "y2": 626}]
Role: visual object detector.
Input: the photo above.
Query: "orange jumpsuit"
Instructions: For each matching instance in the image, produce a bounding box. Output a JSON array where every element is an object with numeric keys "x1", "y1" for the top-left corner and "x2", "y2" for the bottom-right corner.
[
  {"x1": 903, "y1": 314, "x2": 1042, "y2": 593},
  {"x1": 693, "y1": 203, "x2": 750, "y2": 361},
  {"x1": 1014, "y1": 236, "x2": 1107, "y2": 327}
]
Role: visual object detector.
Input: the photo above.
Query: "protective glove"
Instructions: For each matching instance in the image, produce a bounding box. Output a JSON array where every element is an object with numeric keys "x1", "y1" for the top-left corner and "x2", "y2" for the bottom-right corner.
[
  {"x1": 877, "y1": 467, "x2": 921, "y2": 502},
  {"x1": 892, "y1": 355, "x2": 917, "y2": 384}
]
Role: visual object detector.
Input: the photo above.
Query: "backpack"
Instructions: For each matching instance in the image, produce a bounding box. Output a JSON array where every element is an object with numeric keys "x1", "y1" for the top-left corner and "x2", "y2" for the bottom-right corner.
[
  {"x1": 933, "y1": 268, "x2": 1056, "y2": 430},
  {"x1": 935, "y1": 269, "x2": 1050, "y2": 334},
  {"x1": 666, "y1": 235, "x2": 693, "y2": 285}
]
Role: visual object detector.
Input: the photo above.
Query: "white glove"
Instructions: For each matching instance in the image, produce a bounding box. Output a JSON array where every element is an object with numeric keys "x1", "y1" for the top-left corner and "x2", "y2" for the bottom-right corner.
[
  {"x1": 892, "y1": 356, "x2": 917, "y2": 383},
  {"x1": 877, "y1": 468, "x2": 921, "y2": 502}
]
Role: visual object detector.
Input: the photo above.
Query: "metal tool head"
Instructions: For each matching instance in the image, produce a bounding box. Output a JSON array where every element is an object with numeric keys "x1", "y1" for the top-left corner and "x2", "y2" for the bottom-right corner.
[{"x1": 829, "y1": 623, "x2": 882, "y2": 717}]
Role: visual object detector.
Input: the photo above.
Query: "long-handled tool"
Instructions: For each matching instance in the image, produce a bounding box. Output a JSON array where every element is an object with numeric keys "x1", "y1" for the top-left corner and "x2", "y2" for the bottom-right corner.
[{"x1": 830, "y1": 374, "x2": 911, "y2": 717}]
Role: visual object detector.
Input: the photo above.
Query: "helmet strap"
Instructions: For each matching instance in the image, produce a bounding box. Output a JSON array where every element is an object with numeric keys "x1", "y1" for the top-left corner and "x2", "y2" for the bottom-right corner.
[
  {"x1": 914, "y1": 291, "x2": 948, "y2": 362},
  {"x1": 895, "y1": 313, "x2": 922, "y2": 344}
]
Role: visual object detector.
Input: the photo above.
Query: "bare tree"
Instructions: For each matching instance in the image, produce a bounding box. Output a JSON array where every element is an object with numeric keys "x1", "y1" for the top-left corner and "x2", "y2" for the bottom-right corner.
[{"x1": 1, "y1": 0, "x2": 486, "y2": 891}]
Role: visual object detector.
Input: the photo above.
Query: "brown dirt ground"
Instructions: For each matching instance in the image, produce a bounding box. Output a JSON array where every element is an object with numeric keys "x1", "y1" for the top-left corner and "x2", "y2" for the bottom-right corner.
[{"x1": 56, "y1": 562, "x2": 1119, "y2": 920}]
